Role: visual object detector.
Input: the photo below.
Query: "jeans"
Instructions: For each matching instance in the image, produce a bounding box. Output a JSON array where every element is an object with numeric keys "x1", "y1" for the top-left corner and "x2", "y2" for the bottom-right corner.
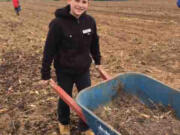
[
  {"x1": 56, "y1": 70, "x2": 91, "y2": 131},
  {"x1": 14, "y1": 6, "x2": 21, "y2": 16}
]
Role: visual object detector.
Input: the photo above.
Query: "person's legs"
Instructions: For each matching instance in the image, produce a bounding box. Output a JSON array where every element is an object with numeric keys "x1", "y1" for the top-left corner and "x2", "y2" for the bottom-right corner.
[
  {"x1": 14, "y1": 8, "x2": 19, "y2": 16},
  {"x1": 75, "y1": 70, "x2": 91, "y2": 91},
  {"x1": 56, "y1": 71, "x2": 74, "y2": 125},
  {"x1": 75, "y1": 70, "x2": 91, "y2": 132}
]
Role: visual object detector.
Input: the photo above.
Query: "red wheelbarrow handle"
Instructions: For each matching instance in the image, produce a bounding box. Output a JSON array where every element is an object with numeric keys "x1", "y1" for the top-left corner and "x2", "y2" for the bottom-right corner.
[
  {"x1": 49, "y1": 67, "x2": 110, "y2": 123},
  {"x1": 96, "y1": 66, "x2": 111, "y2": 80}
]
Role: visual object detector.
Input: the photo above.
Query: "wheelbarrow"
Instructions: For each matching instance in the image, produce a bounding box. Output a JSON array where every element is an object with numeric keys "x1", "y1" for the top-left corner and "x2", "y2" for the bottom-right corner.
[{"x1": 50, "y1": 68, "x2": 180, "y2": 135}]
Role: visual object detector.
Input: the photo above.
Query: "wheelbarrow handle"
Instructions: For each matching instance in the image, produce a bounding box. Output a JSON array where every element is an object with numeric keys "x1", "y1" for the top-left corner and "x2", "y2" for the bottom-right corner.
[
  {"x1": 96, "y1": 66, "x2": 111, "y2": 80},
  {"x1": 50, "y1": 79, "x2": 86, "y2": 122}
]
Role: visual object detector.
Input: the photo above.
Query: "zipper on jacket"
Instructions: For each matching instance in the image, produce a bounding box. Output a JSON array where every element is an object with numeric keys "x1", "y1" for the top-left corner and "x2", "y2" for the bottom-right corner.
[{"x1": 77, "y1": 19, "x2": 80, "y2": 24}]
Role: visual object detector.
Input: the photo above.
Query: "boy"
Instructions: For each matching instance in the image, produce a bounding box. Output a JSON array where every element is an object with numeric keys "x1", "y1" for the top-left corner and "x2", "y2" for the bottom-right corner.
[{"x1": 40, "y1": 0, "x2": 101, "y2": 134}]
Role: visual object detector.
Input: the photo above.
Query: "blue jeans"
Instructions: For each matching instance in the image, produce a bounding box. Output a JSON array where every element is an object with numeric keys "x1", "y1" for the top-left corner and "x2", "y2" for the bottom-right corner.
[
  {"x1": 14, "y1": 6, "x2": 21, "y2": 16},
  {"x1": 56, "y1": 70, "x2": 91, "y2": 131}
]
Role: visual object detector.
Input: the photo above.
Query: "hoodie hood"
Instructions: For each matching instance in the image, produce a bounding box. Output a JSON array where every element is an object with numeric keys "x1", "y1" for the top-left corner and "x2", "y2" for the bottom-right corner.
[{"x1": 55, "y1": 5, "x2": 70, "y2": 18}]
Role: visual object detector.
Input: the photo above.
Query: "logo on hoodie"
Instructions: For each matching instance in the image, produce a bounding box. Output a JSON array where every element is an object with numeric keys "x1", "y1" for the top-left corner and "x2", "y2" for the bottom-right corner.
[{"x1": 82, "y1": 28, "x2": 91, "y2": 35}]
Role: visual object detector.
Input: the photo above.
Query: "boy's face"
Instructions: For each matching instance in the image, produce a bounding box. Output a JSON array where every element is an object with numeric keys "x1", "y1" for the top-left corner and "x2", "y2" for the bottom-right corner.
[{"x1": 68, "y1": 0, "x2": 89, "y2": 18}]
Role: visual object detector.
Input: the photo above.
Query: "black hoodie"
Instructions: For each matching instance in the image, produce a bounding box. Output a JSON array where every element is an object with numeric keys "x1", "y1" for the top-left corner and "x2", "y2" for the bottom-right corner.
[{"x1": 41, "y1": 5, "x2": 101, "y2": 80}]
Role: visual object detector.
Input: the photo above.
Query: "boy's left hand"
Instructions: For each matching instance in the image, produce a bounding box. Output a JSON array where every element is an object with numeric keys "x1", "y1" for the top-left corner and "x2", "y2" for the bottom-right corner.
[{"x1": 95, "y1": 65, "x2": 102, "y2": 69}]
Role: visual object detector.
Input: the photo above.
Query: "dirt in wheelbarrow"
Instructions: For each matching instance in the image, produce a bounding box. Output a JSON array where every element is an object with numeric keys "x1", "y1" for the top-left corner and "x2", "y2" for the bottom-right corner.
[{"x1": 94, "y1": 89, "x2": 180, "y2": 135}]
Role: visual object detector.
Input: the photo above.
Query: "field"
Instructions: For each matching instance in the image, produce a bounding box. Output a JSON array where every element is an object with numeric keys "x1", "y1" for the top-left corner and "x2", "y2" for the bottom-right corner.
[{"x1": 0, "y1": 0, "x2": 180, "y2": 134}]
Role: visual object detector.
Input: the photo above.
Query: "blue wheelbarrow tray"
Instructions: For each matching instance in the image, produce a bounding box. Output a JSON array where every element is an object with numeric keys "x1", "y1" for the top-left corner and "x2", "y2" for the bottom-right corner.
[{"x1": 76, "y1": 72, "x2": 180, "y2": 135}]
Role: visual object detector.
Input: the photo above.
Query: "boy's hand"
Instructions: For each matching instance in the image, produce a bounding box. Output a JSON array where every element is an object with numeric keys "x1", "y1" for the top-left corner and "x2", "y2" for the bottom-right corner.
[
  {"x1": 95, "y1": 65, "x2": 102, "y2": 69},
  {"x1": 39, "y1": 79, "x2": 52, "y2": 86}
]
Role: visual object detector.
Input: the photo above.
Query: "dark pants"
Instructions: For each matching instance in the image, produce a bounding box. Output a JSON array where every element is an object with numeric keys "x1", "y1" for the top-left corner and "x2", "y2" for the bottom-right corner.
[
  {"x1": 56, "y1": 70, "x2": 91, "y2": 131},
  {"x1": 14, "y1": 6, "x2": 21, "y2": 16}
]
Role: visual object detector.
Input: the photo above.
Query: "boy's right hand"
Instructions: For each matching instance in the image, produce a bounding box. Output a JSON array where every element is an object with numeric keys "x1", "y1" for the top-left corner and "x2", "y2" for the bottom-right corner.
[{"x1": 39, "y1": 79, "x2": 52, "y2": 86}]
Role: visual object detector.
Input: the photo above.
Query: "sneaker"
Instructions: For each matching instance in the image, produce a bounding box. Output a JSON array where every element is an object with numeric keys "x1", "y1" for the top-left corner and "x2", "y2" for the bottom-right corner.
[
  {"x1": 81, "y1": 129, "x2": 94, "y2": 135},
  {"x1": 58, "y1": 123, "x2": 70, "y2": 135}
]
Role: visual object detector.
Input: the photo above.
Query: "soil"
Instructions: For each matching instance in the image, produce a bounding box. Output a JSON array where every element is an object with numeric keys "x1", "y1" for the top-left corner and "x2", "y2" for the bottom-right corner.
[
  {"x1": 0, "y1": 0, "x2": 179, "y2": 134},
  {"x1": 94, "y1": 90, "x2": 180, "y2": 135}
]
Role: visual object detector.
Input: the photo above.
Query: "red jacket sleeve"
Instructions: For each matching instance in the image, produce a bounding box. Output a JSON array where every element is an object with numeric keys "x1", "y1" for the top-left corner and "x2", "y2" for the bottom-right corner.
[{"x1": 12, "y1": 0, "x2": 19, "y2": 8}]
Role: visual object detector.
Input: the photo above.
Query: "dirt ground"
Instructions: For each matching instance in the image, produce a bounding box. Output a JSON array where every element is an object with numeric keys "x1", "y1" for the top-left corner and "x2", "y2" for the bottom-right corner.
[{"x1": 0, "y1": 0, "x2": 179, "y2": 134}]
